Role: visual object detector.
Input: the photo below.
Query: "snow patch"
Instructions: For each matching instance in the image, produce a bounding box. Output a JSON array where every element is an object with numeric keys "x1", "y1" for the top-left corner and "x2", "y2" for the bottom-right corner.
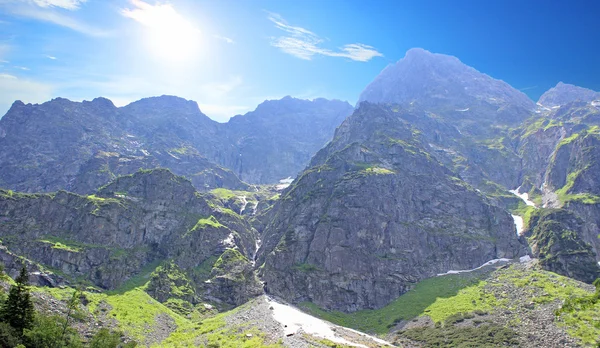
[
  {"x1": 455, "y1": 108, "x2": 470, "y2": 112},
  {"x1": 511, "y1": 214, "x2": 524, "y2": 236},
  {"x1": 252, "y1": 201, "x2": 259, "y2": 215},
  {"x1": 520, "y1": 255, "x2": 532, "y2": 263},
  {"x1": 268, "y1": 297, "x2": 391, "y2": 346},
  {"x1": 222, "y1": 233, "x2": 235, "y2": 248},
  {"x1": 437, "y1": 258, "x2": 511, "y2": 276},
  {"x1": 276, "y1": 177, "x2": 294, "y2": 191},
  {"x1": 509, "y1": 186, "x2": 536, "y2": 207}
]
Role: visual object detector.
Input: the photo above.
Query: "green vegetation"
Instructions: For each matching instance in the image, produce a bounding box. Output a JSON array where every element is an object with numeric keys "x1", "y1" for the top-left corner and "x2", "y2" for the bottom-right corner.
[
  {"x1": 169, "y1": 146, "x2": 191, "y2": 155},
  {"x1": 556, "y1": 279, "x2": 600, "y2": 346},
  {"x1": 554, "y1": 170, "x2": 600, "y2": 205},
  {"x1": 189, "y1": 216, "x2": 224, "y2": 232},
  {"x1": 364, "y1": 167, "x2": 395, "y2": 175},
  {"x1": 399, "y1": 322, "x2": 519, "y2": 347},
  {"x1": 498, "y1": 266, "x2": 600, "y2": 346},
  {"x1": 300, "y1": 271, "x2": 496, "y2": 334},
  {"x1": 511, "y1": 201, "x2": 536, "y2": 230},
  {"x1": 192, "y1": 255, "x2": 219, "y2": 280},
  {"x1": 106, "y1": 259, "x2": 163, "y2": 295},
  {"x1": 146, "y1": 261, "x2": 195, "y2": 315},
  {"x1": 38, "y1": 239, "x2": 82, "y2": 253},
  {"x1": 213, "y1": 249, "x2": 248, "y2": 271},
  {"x1": 0, "y1": 267, "x2": 35, "y2": 335},
  {"x1": 522, "y1": 117, "x2": 563, "y2": 138}
]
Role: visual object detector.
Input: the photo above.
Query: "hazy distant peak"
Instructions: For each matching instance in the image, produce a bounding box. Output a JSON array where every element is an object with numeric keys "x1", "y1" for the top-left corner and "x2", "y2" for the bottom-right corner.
[
  {"x1": 538, "y1": 82, "x2": 600, "y2": 107},
  {"x1": 358, "y1": 48, "x2": 535, "y2": 118}
]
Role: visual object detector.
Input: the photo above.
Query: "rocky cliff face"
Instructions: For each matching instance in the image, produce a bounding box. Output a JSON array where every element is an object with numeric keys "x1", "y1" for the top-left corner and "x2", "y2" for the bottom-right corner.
[
  {"x1": 526, "y1": 209, "x2": 600, "y2": 283},
  {"x1": 0, "y1": 169, "x2": 261, "y2": 306},
  {"x1": 0, "y1": 96, "x2": 351, "y2": 194},
  {"x1": 259, "y1": 103, "x2": 525, "y2": 312}
]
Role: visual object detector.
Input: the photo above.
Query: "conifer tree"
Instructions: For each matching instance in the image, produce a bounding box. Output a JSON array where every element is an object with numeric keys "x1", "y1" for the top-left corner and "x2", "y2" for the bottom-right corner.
[{"x1": 0, "y1": 266, "x2": 35, "y2": 334}]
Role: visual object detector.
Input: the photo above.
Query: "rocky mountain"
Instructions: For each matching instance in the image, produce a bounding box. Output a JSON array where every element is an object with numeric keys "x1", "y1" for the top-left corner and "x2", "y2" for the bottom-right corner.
[
  {"x1": 220, "y1": 96, "x2": 352, "y2": 183},
  {"x1": 0, "y1": 169, "x2": 261, "y2": 307},
  {"x1": 358, "y1": 48, "x2": 536, "y2": 133},
  {"x1": 0, "y1": 48, "x2": 600, "y2": 347},
  {"x1": 0, "y1": 96, "x2": 352, "y2": 194},
  {"x1": 538, "y1": 82, "x2": 600, "y2": 107},
  {"x1": 259, "y1": 102, "x2": 525, "y2": 312}
]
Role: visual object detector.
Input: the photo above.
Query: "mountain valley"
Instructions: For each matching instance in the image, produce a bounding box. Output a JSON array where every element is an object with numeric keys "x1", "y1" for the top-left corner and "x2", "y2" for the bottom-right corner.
[{"x1": 1, "y1": 48, "x2": 600, "y2": 347}]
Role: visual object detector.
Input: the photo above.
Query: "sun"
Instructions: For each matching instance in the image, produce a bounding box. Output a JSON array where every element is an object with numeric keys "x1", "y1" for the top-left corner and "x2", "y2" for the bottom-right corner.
[{"x1": 122, "y1": 0, "x2": 202, "y2": 63}]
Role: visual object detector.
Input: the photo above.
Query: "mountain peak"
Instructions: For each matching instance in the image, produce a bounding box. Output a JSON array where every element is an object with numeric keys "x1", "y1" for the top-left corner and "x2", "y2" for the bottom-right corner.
[
  {"x1": 538, "y1": 82, "x2": 600, "y2": 107},
  {"x1": 357, "y1": 48, "x2": 535, "y2": 123}
]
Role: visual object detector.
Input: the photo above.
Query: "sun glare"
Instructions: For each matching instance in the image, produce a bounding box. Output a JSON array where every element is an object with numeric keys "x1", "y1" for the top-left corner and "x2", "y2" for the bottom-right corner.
[{"x1": 122, "y1": 0, "x2": 202, "y2": 63}]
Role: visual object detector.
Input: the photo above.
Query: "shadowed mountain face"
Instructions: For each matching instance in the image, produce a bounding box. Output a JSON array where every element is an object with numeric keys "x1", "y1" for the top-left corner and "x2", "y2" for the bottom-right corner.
[
  {"x1": 0, "y1": 96, "x2": 352, "y2": 193},
  {"x1": 220, "y1": 97, "x2": 353, "y2": 183}
]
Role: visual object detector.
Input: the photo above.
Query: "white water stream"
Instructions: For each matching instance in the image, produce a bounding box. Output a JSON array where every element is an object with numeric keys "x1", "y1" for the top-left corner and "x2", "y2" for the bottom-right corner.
[{"x1": 238, "y1": 196, "x2": 248, "y2": 215}]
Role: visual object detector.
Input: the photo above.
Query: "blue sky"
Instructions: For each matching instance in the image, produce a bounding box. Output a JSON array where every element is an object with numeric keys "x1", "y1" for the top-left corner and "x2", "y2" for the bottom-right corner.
[{"x1": 0, "y1": 0, "x2": 598, "y2": 122}]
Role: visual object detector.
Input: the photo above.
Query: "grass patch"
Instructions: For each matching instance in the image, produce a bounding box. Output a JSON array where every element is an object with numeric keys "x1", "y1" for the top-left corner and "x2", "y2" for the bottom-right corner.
[
  {"x1": 107, "y1": 259, "x2": 163, "y2": 295},
  {"x1": 399, "y1": 323, "x2": 519, "y2": 347},
  {"x1": 300, "y1": 271, "x2": 495, "y2": 334},
  {"x1": 189, "y1": 216, "x2": 224, "y2": 233},
  {"x1": 364, "y1": 167, "x2": 395, "y2": 175},
  {"x1": 38, "y1": 239, "x2": 82, "y2": 253}
]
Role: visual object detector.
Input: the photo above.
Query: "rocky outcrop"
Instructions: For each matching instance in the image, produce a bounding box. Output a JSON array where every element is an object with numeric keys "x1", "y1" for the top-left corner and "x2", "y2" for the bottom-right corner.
[
  {"x1": 259, "y1": 103, "x2": 525, "y2": 312},
  {"x1": 526, "y1": 209, "x2": 600, "y2": 283},
  {"x1": 0, "y1": 169, "x2": 261, "y2": 306}
]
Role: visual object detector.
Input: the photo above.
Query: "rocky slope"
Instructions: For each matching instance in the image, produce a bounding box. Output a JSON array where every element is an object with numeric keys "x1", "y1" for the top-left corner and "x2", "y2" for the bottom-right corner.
[
  {"x1": 0, "y1": 96, "x2": 352, "y2": 194},
  {"x1": 259, "y1": 102, "x2": 525, "y2": 312},
  {"x1": 0, "y1": 169, "x2": 261, "y2": 307}
]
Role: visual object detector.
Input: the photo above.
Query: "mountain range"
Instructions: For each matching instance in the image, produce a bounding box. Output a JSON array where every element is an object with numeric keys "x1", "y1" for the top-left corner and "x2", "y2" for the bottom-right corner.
[{"x1": 1, "y1": 48, "x2": 600, "y2": 347}]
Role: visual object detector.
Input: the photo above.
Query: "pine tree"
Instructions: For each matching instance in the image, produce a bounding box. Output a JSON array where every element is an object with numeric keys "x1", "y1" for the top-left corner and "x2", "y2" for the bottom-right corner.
[{"x1": 0, "y1": 266, "x2": 35, "y2": 334}]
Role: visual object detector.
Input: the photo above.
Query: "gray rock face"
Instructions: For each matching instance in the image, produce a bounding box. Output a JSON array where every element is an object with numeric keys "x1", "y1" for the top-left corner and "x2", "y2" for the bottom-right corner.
[
  {"x1": 0, "y1": 169, "x2": 261, "y2": 305},
  {"x1": 538, "y1": 82, "x2": 600, "y2": 107},
  {"x1": 526, "y1": 209, "x2": 600, "y2": 283},
  {"x1": 260, "y1": 103, "x2": 525, "y2": 312},
  {"x1": 0, "y1": 95, "x2": 351, "y2": 194}
]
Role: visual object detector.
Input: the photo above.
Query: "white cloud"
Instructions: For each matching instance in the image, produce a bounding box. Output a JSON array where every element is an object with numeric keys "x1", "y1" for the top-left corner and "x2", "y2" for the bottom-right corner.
[
  {"x1": 214, "y1": 35, "x2": 235, "y2": 44},
  {"x1": 31, "y1": 0, "x2": 86, "y2": 10},
  {"x1": 267, "y1": 11, "x2": 383, "y2": 62},
  {"x1": 45, "y1": 54, "x2": 57, "y2": 60},
  {"x1": 0, "y1": 73, "x2": 54, "y2": 117},
  {"x1": 5, "y1": 4, "x2": 110, "y2": 36},
  {"x1": 15, "y1": 66, "x2": 30, "y2": 70}
]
